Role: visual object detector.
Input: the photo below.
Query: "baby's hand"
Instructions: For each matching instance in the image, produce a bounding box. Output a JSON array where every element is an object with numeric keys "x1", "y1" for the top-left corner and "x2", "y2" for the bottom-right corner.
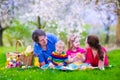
[
  {"x1": 58, "y1": 63, "x2": 63, "y2": 66},
  {"x1": 49, "y1": 63, "x2": 55, "y2": 69}
]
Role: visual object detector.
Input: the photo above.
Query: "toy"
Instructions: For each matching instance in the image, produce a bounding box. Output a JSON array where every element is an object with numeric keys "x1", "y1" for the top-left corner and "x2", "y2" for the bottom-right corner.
[
  {"x1": 34, "y1": 57, "x2": 40, "y2": 67},
  {"x1": 24, "y1": 45, "x2": 33, "y2": 56},
  {"x1": 76, "y1": 53, "x2": 82, "y2": 59}
]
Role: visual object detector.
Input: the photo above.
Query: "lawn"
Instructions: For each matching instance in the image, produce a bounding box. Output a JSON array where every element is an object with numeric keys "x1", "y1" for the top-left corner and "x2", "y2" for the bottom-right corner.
[{"x1": 0, "y1": 47, "x2": 120, "y2": 80}]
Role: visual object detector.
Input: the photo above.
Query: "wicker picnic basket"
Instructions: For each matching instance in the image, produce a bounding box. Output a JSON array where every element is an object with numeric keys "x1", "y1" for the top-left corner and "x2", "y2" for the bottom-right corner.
[{"x1": 6, "y1": 40, "x2": 33, "y2": 66}]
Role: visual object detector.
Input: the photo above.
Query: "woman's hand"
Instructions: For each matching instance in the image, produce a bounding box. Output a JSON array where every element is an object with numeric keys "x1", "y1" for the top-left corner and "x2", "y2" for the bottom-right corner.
[
  {"x1": 98, "y1": 60, "x2": 105, "y2": 70},
  {"x1": 49, "y1": 62, "x2": 55, "y2": 69}
]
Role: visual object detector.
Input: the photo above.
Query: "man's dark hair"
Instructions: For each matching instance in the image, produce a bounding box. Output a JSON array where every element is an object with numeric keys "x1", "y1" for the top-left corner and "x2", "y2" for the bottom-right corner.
[{"x1": 32, "y1": 29, "x2": 46, "y2": 42}]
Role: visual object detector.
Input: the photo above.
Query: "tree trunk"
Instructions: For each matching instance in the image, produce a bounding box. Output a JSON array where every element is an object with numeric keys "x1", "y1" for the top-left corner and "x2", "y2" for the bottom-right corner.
[
  {"x1": 0, "y1": 24, "x2": 3, "y2": 46},
  {"x1": 95, "y1": 0, "x2": 99, "y2": 5},
  {"x1": 37, "y1": 16, "x2": 41, "y2": 29},
  {"x1": 105, "y1": 26, "x2": 110, "y2": 44},
  {"x1": 116, "y1": 10, "x2": 120, "y2": 46}
]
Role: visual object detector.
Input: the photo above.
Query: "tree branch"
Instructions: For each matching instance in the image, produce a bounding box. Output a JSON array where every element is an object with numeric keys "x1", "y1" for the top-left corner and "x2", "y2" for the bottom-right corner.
[{"x1": 95, "y1": 0, "x2": 99, "y2": 5}]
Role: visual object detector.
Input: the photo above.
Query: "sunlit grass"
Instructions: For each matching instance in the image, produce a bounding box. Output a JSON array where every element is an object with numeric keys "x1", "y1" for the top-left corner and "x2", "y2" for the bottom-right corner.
[{"x1": 0, "y1": 47, "x2": 120, "y2": 80}]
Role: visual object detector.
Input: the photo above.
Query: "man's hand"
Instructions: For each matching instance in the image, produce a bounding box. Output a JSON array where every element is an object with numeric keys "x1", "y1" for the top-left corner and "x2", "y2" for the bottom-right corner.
[{"x1": 40, "y1": 62, "x2": 45, "y2": 67}]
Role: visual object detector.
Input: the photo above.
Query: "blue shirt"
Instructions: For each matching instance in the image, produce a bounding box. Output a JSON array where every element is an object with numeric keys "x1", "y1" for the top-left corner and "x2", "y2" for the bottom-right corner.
[{"x1": 33, "y1": 33, "x2": 59, "y2": 63}]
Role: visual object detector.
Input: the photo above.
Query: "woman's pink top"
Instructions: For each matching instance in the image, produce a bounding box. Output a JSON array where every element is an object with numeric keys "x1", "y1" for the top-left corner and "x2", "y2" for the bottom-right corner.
[
  {"x1": 85, "y1": 47, "x2": 109, "y2": 67},
  {"x1": 66, "y1": 47, "x2": 86, "y2": 58}
]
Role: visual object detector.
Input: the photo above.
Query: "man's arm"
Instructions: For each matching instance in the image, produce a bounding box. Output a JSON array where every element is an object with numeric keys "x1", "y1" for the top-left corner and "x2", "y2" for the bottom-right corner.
[{"x1": 34, "y1": 43, "x2": 46, "y2": 67}]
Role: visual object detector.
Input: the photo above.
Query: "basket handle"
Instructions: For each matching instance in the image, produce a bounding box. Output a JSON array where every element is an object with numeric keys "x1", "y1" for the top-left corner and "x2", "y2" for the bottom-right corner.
[{"x1": 16, "y1": 40, "x2": 24, "y2": 52}]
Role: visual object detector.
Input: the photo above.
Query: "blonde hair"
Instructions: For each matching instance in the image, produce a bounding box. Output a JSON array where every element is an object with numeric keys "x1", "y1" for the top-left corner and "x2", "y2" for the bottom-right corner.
[
  {"x1": 56, "y1": 40, "x2": 65, "y2": 49},
  {"x1": 68, "y1": 34, "x2": 78, "y2": 50}
]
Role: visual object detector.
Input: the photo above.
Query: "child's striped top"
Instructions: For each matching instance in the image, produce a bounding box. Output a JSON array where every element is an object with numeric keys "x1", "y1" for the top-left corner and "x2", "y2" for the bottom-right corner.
[{"x1": 48, "y1": 51, "x2": 68, "y2": 66}]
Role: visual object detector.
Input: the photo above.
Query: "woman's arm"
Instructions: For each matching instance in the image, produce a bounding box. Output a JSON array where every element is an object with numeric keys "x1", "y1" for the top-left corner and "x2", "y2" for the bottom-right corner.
[
  {"x1": 81, "y1": 54, "x2": 86, "y2": 62},
  {"x1": 98, "y1": 52, "x2": 105, "y2": 70}
]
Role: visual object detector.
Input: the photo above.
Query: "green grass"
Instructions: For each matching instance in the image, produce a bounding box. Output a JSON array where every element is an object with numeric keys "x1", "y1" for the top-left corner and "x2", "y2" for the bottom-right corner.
[{"x1": 0, "y1": 47, "x2": 120, "y2": 80}]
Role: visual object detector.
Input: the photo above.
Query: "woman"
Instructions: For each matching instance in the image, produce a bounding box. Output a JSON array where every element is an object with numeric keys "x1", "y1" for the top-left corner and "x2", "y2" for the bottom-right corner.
[{"x1": 85, "y1": 35, "x2": 109, "y2": 70}]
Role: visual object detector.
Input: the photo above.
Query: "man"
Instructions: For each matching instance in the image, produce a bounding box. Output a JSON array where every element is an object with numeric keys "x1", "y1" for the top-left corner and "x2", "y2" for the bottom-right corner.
[{"x1": 32, "y1": 29, "x2": 59, "y2": 66}]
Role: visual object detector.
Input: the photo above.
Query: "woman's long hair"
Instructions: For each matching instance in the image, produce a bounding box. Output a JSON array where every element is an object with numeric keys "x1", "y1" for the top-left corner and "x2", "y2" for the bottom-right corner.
[{"x1": 87, "y1": 35, "x2": 104, "y2": 61}]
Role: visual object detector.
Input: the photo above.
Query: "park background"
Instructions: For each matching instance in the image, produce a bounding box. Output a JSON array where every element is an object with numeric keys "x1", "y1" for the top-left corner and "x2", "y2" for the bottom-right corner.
[{"x1": 0, "y1": 0, "x2": 120, "y2": 80}]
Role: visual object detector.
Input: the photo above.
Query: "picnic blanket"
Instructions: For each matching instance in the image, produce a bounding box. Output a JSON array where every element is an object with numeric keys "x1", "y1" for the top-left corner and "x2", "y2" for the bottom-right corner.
[{"x1": 40, "y1": 63, "x2": 94, "y2": 70}]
